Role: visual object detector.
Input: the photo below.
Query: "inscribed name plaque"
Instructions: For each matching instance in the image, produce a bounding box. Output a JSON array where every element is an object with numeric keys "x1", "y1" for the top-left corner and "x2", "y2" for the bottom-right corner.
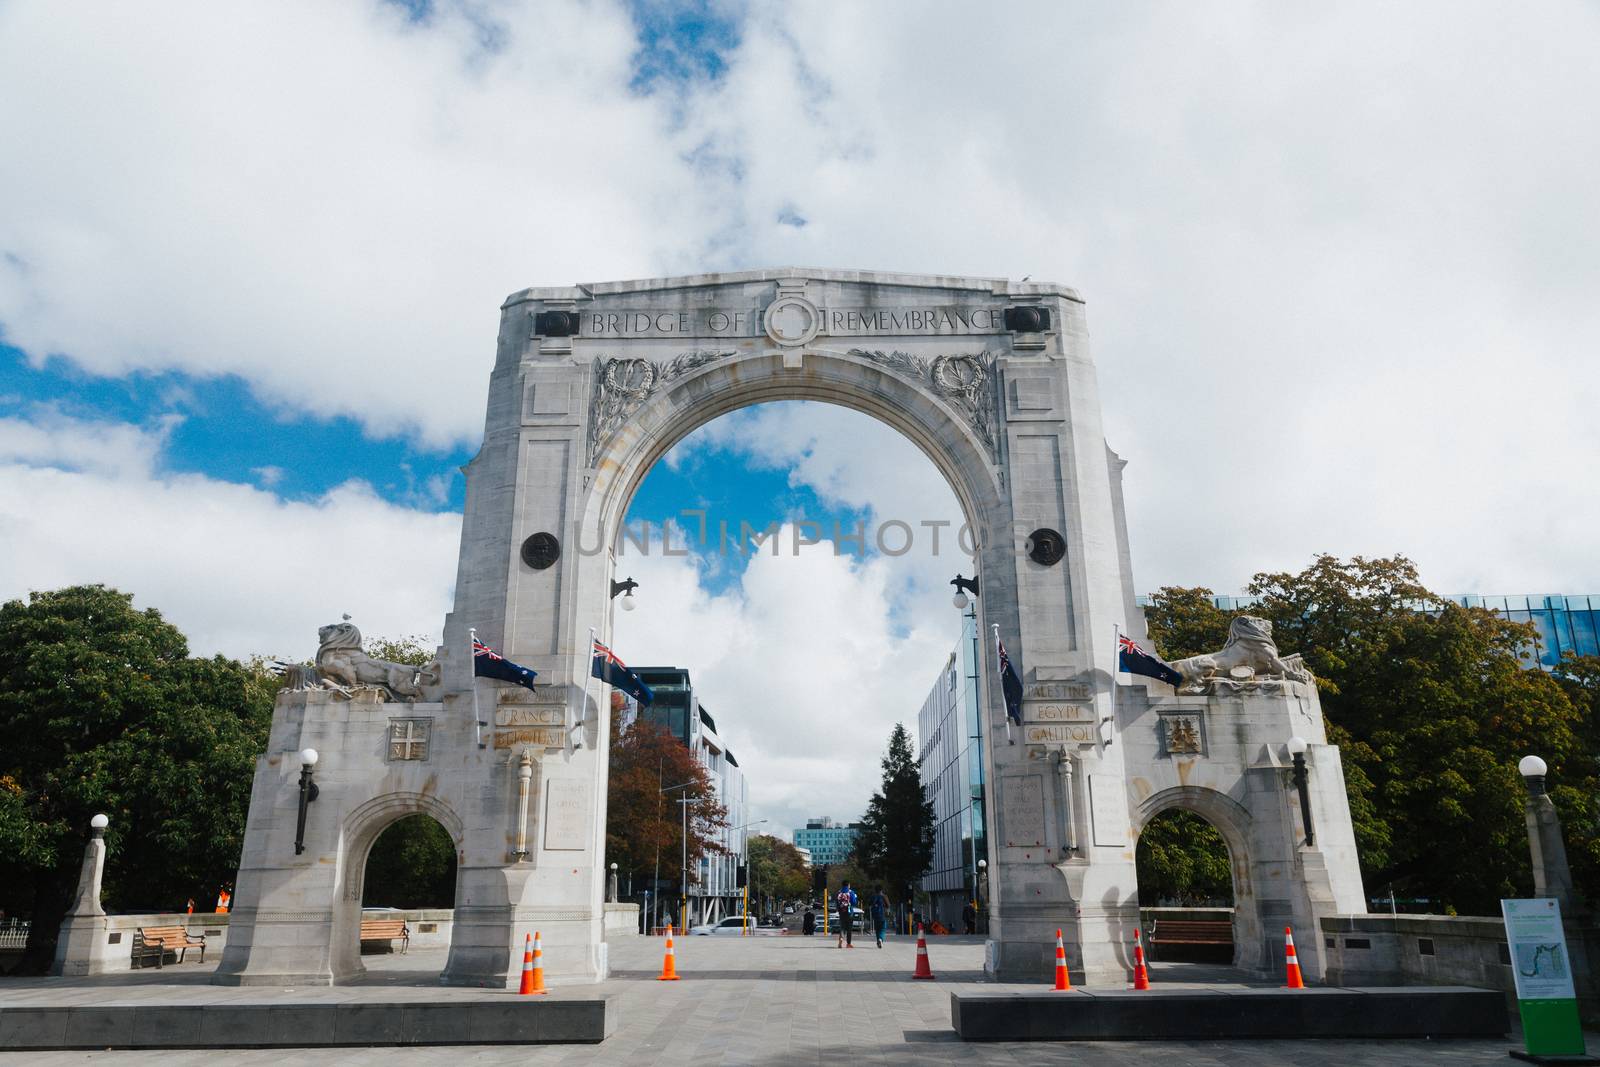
[
  {"x1": 1001, "y1": 775, "x2": 1047, "y2": 848},
  {"x1": 496, "y1": 707, "x2": 564, "y2": 727},
  {"x1": 1024, "y1": 722, "x2": 1097, "y2": 744},
  {"x1": 495, "y1": 726, "x2": 565, "y2": 749},
  {"x1": 1088, "y1": 774, "x2": 1129, "y2": 847},
  {"x1": 543, "y1": 780, "x2": 590, "y2": 852}
]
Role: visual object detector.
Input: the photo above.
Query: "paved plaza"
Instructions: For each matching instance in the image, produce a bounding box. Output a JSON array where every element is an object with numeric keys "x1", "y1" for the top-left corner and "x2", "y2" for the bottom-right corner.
[{"x1": 3, "y1": 932, "x2": 1566, "y2": 1065}]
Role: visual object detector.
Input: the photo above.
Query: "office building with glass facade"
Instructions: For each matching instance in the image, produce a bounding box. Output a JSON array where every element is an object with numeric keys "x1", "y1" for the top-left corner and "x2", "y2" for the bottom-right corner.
[
  {"x1": 1177, "y1": 594, "x2": 1600, "y2": 669},
  {"x1": 915, "y1": 609, "x2": 988, "y2": 931},
  {"x1": 622, "y1": 667, "x2": 749, "y2": 929},
  {"x1": 792, "y1": 818, "x2": 861, "y2": 866}
]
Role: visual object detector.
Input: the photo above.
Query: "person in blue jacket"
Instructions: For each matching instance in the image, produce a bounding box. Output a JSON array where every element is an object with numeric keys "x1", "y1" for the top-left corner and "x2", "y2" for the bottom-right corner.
[{"x1": 869, "y1": 887, "x2": 889, "y2": 948}]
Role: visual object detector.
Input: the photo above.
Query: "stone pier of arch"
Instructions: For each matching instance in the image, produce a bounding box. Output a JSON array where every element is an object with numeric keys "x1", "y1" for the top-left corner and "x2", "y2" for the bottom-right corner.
[{"x1": 213, "y1": 269, "x2": 1368, "y2": 990}]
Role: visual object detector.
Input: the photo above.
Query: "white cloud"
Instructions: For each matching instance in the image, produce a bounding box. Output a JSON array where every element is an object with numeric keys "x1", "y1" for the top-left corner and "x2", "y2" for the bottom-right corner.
[
  {"x1": 685, "y1": 2, "x2": 1600, "y2": 593},
  {"x1": 2, "y1": 2, "x2": 1596, "y2": 591},
  {"x1": 0, "y1": 0, "x2": 720, "y2": 447},
  {"x1": 0, "y1": 413, "x2": 459, "y2": 659},
  {"x1": 613, "y1": 520, "x2": 960, "y2": 838}
]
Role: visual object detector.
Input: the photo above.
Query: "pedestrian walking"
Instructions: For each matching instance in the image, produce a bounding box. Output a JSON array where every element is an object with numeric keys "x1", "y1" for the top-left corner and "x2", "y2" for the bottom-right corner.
[
  {"x1": 835, "y1": 882, "x2": 857, "y2": 948},
  {"x1": 962, "y1": 901, "x2": 976, "y2": 935},
  {"x1": 870, "y1": 888, "x2": 889, "y2": 948},
  {"x1": 802, "y1": 908, "x2": 816, "y2": 936}
]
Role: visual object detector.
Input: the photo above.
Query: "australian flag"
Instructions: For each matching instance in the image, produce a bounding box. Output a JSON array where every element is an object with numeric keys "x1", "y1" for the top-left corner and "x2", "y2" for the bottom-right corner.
[
  {"x1": 592, "y1": 639, "x2": 654, "y2": 706},
  {"x1": 473, "y1": 638, "x2": 539, "y2": 691},
  {"x1": 1118, "y1": 634, "x2": 1183, "y2": 687},
  {"x1": 996, "y1": 636, "x2": 1024, "y2": 725}
]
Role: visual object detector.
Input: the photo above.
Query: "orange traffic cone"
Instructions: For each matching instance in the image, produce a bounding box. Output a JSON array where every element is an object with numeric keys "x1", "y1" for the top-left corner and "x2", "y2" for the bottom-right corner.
[
  {"x1": 1132, "y1": 928, "x2": 1151, "y2": 990},
  {"x1": 1283, "y1": 926, "x2": 1305, "y2": 989},
  {"x1": 656, "y1": 923, "x2": 681, "y2": 981},
  {"x1": 518, "y1": 931, "x2": 548, "y2": 994},
  {"x1": 1053, "y1": 928, "x2": 1072, "y2": 991},
  {"x1": 912, "y1": 924, "x2": 936, "y2": 980}
]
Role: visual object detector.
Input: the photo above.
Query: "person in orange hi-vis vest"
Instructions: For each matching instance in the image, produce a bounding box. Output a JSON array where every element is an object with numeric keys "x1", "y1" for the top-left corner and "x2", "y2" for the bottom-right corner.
[
  {"x1": 186, "y1": 898, "x2": 195, "y2": 915},
  {"x1": 215, "y1": 887, "x2": 231, "y2": 913}
]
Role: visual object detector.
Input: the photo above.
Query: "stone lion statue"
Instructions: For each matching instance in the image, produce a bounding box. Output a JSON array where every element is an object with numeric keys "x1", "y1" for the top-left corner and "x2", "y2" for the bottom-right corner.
[
  {"x1": 1168, "y1": 615, "x2": 1312, "y2": 688},
  {"x1": 313, "y1": 623, "x2": 439, "y2": 702}
]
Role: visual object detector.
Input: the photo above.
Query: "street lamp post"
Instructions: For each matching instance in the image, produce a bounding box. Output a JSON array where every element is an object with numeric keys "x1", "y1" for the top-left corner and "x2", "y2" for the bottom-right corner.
[
  {"x1": 293, "y1": 748, "x2": 320, "y2": 856},
  {"x1": 659, "y1": 780, "x2": 694, "y2": 932},
  {"x1": 1518, "y1": 755, "x2": 1580, "y2": 912},
  {"x1": 1286, "y1": 736, "x2": 1314, "y2": 848},
  {"x1": 976, "y1": 858, "x2": 989, "y2": 934},
  {"x1": 730, "y1": 818, "x2": 768, "y2": 934}
]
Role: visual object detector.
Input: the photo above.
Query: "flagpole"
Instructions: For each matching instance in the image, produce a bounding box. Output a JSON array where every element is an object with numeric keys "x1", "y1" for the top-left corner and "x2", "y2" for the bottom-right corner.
[
  {"x1": 991, "y1": 622, "x2": 1012, "y2": 745},
  {"x1": 469, "y1": 626, "x2": 484, "y2": 749},
  {"x1": 1106, "y1": 623, "x2": 1120, "y2": 748},
  {"x1": 577, "y1": 625, "x2": 603, "y2": 753}
]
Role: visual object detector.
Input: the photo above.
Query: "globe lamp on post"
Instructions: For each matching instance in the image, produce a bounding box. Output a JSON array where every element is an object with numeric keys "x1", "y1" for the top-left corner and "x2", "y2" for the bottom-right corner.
[{"x1": 294, "y1": 747, "x2": 320, "y2": 856}]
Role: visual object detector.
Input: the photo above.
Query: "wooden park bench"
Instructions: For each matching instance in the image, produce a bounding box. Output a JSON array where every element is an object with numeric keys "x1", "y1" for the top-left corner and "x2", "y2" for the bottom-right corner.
[
  {"x1": 1147, "y1": 919, "x2": 1232, "y2": 959},
  {"x1": 132, "y1": 925, "x2": 206, "y2": 968},
  {"x1": 359, "y1": 918, "x2": 410, "y2": 954}
]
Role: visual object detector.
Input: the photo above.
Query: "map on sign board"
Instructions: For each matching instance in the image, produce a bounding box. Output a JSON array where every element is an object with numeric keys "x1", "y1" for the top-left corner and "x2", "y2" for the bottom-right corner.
[{"x1": 1501, "y1": 897, "x2": 1577, "y2": 1000}]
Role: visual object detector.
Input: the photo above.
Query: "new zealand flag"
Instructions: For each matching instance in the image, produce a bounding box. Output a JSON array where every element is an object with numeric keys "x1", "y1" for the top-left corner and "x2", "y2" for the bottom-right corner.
[
  {"x1": 1118, "y1": 634, "x2": 1183, "y2": 687},
  {"x1": 996, "y1": 636, "x2": 1024, "y2": 725},
  {"x1": 473, "y1": 638, "x2": 539, "y2": 691},
  {"x1": 592, "y1": 639, "x2": 654, "y2": 706}
]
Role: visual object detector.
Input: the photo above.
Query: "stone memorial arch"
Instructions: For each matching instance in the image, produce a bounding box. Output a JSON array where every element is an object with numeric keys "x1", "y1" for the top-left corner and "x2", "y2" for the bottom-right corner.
[{"x1": 215, "y1": 269, "x2": 1365, "y2": 989}]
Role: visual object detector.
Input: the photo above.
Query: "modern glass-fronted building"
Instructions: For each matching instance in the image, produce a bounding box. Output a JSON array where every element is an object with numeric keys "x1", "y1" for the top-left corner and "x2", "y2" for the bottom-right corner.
[
  {"x1": 915, "y1": 609, "x2": 988, "y2": 931},
  {"x1": 792, "y1": 818, "x2": 860, "y2": 866},
  {"x1": 1173, "y1": 594, "x2": 1600, "y2": 669}
]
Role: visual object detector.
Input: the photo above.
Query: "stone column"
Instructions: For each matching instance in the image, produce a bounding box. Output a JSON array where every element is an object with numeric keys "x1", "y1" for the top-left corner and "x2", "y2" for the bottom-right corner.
[
  {"x1": 1519, "y1": 757, "x2": 1596, "y2": 1021},
  {"x1": 51, "y1": 814, "x2": 113, "y2": 976}
]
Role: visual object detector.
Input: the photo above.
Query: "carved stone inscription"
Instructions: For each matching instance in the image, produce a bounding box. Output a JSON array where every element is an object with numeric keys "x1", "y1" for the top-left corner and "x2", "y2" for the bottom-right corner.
[
  {"x1": 1027, "y1": 683, "x2": 1092, "y2": 701},
  {"x1": 543, "y1": 779, "x2": 590, "y2": 852},
  {"x1": 1088, "y1": 774, "x2": 1130, "y2": 847},
  {"x1": 1025, "y1": 702, "x2": 1093, "y2": 723},
  {"x1": 496, "y1": 707, "x2": 564, "y2": 727},
  {"x1": 495, "y1": 727, "x2": 565, "y2": 749},
  {"x1": 1001, "y1": 775, "x2": 1047, "y2": 848},
  {"x1": 1025, "y1": 723, "x2": 1097, "y2": 744},
  {"x1": 581, "y1": 305, "x2": 1009, "y2": 339}
]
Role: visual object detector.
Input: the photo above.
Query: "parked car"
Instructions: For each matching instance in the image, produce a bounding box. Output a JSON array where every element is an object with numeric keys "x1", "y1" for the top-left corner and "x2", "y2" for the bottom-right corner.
[
  {"x1": 782, "y1": 905, "x2": 795, "y2": 915},
  {"x1": 689, "y1": 916, "x2": 758, "y2": 936}
]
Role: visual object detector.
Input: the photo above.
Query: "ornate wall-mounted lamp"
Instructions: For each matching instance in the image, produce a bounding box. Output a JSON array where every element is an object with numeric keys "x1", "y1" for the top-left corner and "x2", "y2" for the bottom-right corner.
[
  {"x1": 950, "y1": 574, "x2": 980, "y2": 610},
  {"x1": 611, "y1": 577, "x2": 640, "y2": 612},
  {"x1": 294, "y1": 747, "x2": 320, "y2": 855},
  {"x1": 1286, "y1": 736, "x2": 1314, "y2": 847}
]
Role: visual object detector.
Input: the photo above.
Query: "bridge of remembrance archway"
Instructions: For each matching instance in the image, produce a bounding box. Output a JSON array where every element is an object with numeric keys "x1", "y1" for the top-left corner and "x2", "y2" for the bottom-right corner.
[{"x1": 215, "y1": 269, "x2": 1365, "y2": 988}]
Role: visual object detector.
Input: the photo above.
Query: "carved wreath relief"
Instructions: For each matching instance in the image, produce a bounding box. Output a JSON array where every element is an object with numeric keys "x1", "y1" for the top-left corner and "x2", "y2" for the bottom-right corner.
[
  {"x1": 586, "y1": 350, "x2": 736, "y2": 467},
  {"x1": 846, "y1": 349, "x2": 1001, "y2": 461}
]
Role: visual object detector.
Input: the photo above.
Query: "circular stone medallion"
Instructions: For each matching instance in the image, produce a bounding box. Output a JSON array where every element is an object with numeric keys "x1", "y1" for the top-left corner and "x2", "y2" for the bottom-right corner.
[
  {"x1": 1026, "y1": 528, "x2": 1067, "y2": 566},
  {"x1": 520, "y1": 532, "x2": 561, "y2": 570},
  {"x1": 763, "y1": 295, "x2": 821, "y2": 347}
]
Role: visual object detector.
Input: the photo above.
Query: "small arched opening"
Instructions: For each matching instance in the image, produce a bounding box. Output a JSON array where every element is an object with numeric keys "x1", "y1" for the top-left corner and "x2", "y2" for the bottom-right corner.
[
  {"x1": 332, "y1": 792, "x2": 464, "y2": 983},
  {"x1": 1134, "y1": 786, "x2": 1263, "y2": 975}
]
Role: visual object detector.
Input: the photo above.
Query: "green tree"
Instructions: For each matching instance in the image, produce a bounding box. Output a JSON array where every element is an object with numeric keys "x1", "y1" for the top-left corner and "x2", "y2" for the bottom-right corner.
[
  {"x1": 603, "y1": 710, "x2": 727, "y2": 910},
  {"x1": 747, "y1": 833, "x2": 808, "y2": 912},
  {"x1": 852, "y1": 723, "x2": 935, "y2": 903},
  {"x1": 0, "y1": 585, "x2": 277, "y2": 971},
  {"x1": 1551, "y1": 654, "x2": 1600, "y2": 907},
  {"x1": 1148, "y1": 556, "x2": 1590, "y2": 914},
  {"x1": 1135, "y1": 809, "x2": 1232, "y2": 906},
  {"x1": 363, "y1": 634, "x2": 437, "y2": 666},
  {"x1": 362, "y1": 814, "x2": 456, "y2": 908},
  {"x1": 1143, "y1": 587, "x2": 1232, "y2": 660}
]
